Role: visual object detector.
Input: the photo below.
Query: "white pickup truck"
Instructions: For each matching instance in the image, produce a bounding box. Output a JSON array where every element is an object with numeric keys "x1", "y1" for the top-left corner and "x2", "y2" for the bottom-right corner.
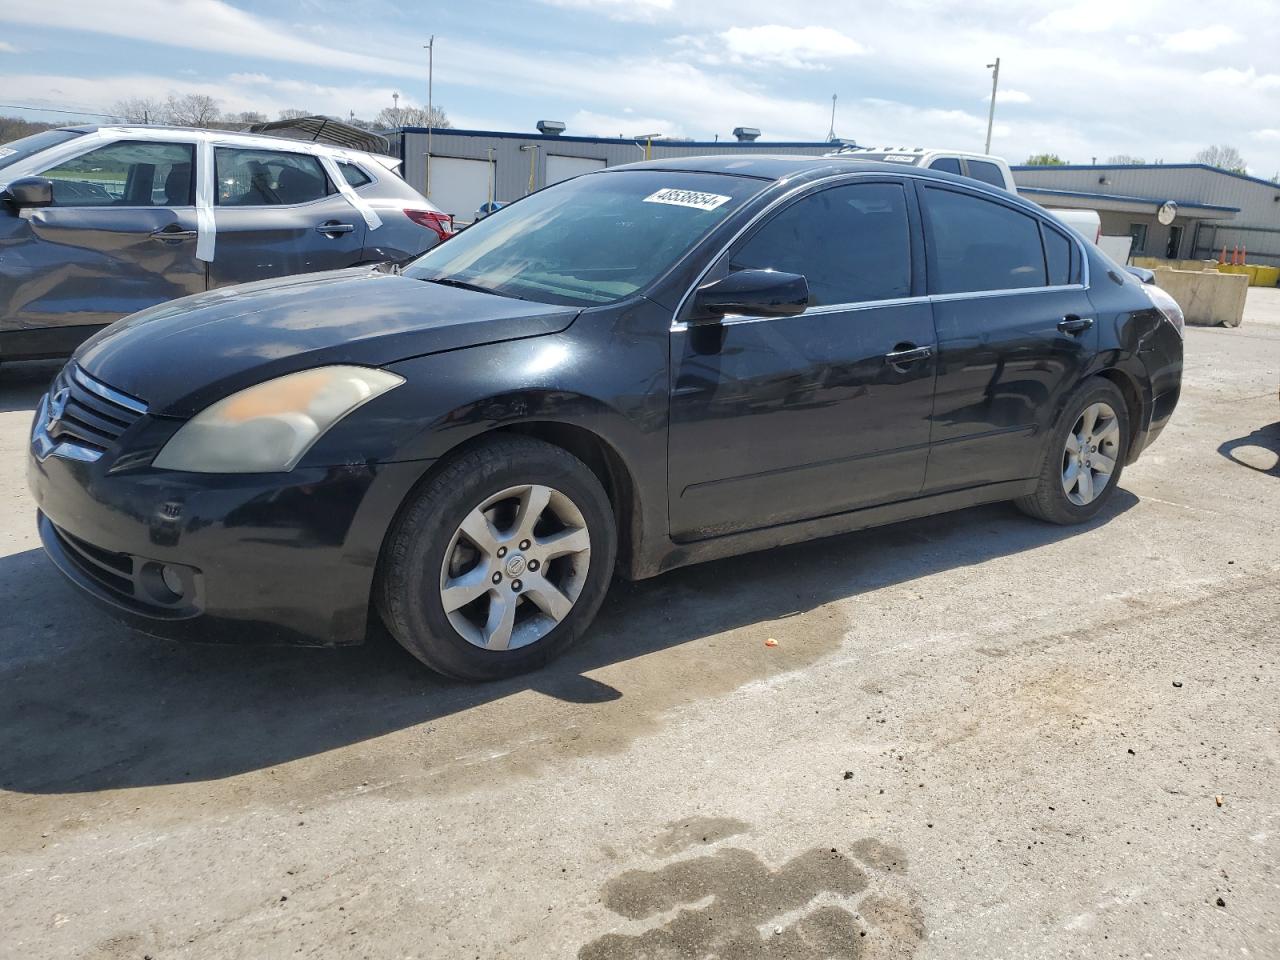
[{"x1": 831, "y1": 146, "x2": 1103, "y2": 244}]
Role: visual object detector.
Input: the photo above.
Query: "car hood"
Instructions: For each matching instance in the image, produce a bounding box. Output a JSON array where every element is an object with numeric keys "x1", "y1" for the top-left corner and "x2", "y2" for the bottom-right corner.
[{"x1": 75, "y1": 267, "x2": 579, "y2": 418}]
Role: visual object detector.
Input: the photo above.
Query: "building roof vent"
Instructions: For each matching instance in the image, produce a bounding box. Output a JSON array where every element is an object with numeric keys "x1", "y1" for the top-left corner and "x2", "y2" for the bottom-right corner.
[
  {"x1": 732, "y1": 126, "x2": 761, "y2": 142},
  {"x1": 537, "y1": 120, "x2": 566, "y2": 136}
]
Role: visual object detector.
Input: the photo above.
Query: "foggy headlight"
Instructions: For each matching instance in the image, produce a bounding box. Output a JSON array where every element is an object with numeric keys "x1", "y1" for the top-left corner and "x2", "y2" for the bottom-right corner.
[{"x1": 152, "y1": 366, "x2": 404, "y2": 473}]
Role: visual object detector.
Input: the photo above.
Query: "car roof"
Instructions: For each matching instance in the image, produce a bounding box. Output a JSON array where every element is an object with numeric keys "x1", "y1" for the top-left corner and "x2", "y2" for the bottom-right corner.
[
  {"x1": 608, "y1": 153, "x2": 1016, "y2": 187},
  {"x1": 608, "y1": 153, "x2": 945, "y2": 181},
  {"x1": 604, "y1": 152, "x2": 1065, "y2": 221},
  {"x1": 53, "y1": 124, "x2": 394, "y2": 164}
]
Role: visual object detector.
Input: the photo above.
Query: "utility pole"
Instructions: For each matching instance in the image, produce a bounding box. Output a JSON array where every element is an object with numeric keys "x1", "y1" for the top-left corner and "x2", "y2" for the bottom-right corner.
[
  {"x1": 827, "y1": 93, "x2": 838, "y2": 142},
  {"x1": 425, "y1": 35, "x2": 435, "y2": 199},
  {"x1": 984, "y1": 57, "x2": 1000, "y2": 154}
]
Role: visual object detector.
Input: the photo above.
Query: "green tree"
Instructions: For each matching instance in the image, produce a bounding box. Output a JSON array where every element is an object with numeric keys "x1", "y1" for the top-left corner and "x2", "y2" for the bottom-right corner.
[{"x1": 1025, "y1": 153, "x2": 1066, "y2": 165}]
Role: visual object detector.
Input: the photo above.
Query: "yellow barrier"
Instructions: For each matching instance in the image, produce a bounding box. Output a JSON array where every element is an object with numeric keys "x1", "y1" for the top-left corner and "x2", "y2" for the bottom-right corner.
[{"x1": 1216, "y1": 263, "x2": 1278, "y2": 286}]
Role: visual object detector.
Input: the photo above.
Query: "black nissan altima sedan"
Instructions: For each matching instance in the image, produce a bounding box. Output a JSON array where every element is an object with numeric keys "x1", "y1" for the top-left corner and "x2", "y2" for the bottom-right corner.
[{"x1": 28, "y1": 155, "x2": 1184, "y2": 680}]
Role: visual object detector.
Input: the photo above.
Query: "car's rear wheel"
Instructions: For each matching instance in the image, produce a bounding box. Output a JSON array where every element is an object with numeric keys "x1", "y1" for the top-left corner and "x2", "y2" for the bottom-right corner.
[
  {"x1": 1016, "y1": 377, "x2": 1130, "y2": 524},
  {"x1": 377, "y1": 436, "x2": 616, "y2": 680}
]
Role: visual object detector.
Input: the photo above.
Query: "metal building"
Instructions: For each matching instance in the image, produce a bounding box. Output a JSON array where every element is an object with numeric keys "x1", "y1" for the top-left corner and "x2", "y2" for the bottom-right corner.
[
  {"x1": 393, "y1": 124, "x2": 845, "y2": 224},
  {"x1": 1012, "y1": 163, "x2": 1280, "y2": 266}
]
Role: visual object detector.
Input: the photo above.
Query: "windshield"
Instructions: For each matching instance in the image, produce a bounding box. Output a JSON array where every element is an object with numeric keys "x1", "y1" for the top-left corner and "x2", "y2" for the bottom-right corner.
[
  {"x1": 404, "y1": 170, "x2": 765, "y2": 306},
  {"x1": 0, "y1": 129, "x2": 86, "y2": 172}
]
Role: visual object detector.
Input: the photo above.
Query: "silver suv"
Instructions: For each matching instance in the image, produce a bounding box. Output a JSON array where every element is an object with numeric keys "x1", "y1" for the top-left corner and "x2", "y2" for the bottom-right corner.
[{"x1": 0, "y1": 125, "x2": 453, "y2": 361}]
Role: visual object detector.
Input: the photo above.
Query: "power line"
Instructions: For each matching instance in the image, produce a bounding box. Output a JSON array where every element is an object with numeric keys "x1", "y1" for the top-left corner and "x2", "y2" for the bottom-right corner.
[{"x1": 0, "y1": 103, "x2": 126, "y2": 120}]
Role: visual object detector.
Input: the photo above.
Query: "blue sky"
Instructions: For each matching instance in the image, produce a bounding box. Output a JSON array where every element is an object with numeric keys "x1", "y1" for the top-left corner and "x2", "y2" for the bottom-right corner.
[{"x1": 3, "y1": 0, "x2": 1280, "y2": 174}]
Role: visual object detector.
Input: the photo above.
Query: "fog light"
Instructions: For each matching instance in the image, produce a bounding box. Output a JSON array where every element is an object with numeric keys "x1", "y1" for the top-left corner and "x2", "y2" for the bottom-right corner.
[{"x1": 160, "y1": 564, "x2": 185, "y2": 598}]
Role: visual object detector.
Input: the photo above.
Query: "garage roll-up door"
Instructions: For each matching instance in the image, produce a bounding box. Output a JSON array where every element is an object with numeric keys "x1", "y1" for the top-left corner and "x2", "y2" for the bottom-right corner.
[
  {"x1": 427, "y1": 156, "x2": 492, "y2": 223},
  {"x1": 546, "y1": 155, "x2": 606, "y2": 186}
]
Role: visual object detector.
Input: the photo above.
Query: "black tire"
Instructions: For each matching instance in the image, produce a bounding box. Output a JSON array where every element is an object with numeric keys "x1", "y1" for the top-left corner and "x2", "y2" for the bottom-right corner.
[
  {"x1": 376, "y1": 435, "x2": 616, "y2": 681},
  {"x1": 1015, "y1": 377, "x2": 1131, "y2": 525}
]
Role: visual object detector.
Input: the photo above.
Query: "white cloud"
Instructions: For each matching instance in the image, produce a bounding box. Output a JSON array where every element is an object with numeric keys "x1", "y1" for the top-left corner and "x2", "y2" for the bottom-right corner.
[
  {"x1": 675, "y1": 24, "x2": 867, "y2": 70},
  {"x1": 539, "y1": 0, "x2": 673, "y2": 21},
  {"x1": 1200, "y1": 66, "x2": 1280, "y2": 91},
  {"x1": 0, "y1": 0, "x2": 415, "y2": 76},
  {"x1": 1251, "y1": 129, "x2": 1280, "y2": 142},
  {"x1": 0, "y1": 40, "x2": 18, "y2": 53},
  {"x1": 988, "y1": 88, "x2": 1032, "y2": 104},
  {"x1": 568, "y1": 110, "x2": 681, "y2": 139},
  {"x1": 1162, "y1": 24, "x2": 1241, "y2": 53}
]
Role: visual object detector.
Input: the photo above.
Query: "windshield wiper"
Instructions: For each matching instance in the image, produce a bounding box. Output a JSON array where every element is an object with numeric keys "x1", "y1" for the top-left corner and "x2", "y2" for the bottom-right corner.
[{"x1": 418, "y1": 275, "x2": 529, "y2": 300}]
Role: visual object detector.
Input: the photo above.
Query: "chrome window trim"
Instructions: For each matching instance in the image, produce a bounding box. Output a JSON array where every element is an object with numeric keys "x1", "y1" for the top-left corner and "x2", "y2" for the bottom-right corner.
[
  {"x1": 669, "y1": 170, "x2": 1092, "y2": 333},
  {"x1": 672, "y1": 285, "x2": 1089, "y2": 332},
  {"x1": 71, "y1": 364, "x2": 148, "y2": 415},
  {"x1": 928, "y1": 283, "x2": 1086, "y2": 304}
]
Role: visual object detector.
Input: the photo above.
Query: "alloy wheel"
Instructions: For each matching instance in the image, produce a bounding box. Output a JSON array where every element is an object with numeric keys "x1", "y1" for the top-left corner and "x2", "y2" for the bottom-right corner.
[
  {"x1": 439, "y1": 484, "x2": 592, "y2": 651},
  {"x1": 1062, "y1": 401, "x2": 1120, "y2": 506}
]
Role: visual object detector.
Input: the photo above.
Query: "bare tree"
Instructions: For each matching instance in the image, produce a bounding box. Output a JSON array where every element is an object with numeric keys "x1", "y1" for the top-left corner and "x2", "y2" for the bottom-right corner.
[
  {"x1": 373, "y1": 104, "x2": 451, "y2": 129},
  {"x1": 227, "y1": 110, "x2": 268, "y2": 125},
  {"x1": 164, "y1": 94, "x2": 220, "y2": 127},
  {"x1": 1192, "y1": 144, "x2": 1247, "y2": 172},
  {"x1": 1106, "y1": 154, "x2": 1145, "y2": 165},
  {"x1": 111, "y1": 97, "x2": 166, "y2": 123},
  {"x1": 278, "y1": 108, "x2": 312, "y2": 121}
]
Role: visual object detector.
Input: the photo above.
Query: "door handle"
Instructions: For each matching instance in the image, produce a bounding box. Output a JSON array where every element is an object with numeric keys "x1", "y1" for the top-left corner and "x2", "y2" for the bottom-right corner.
[
  {"x1": 149, "y1": 226, "x2": 197, "y2": 241},
  {"x1": 316, "y1": 221, "x2": 355, "y2": 235},
  {"x1": 884, "y1": 344, "x2": 933, "y2": 366},
  {"x1": 1058, "y1": 315, "x2": 1094, "y2": 335}
]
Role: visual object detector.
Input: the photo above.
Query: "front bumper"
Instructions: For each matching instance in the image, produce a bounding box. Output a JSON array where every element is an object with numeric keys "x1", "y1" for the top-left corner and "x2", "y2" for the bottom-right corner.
[{"x1": 29, "y1": 444, "x2": 430, "y2": 646}]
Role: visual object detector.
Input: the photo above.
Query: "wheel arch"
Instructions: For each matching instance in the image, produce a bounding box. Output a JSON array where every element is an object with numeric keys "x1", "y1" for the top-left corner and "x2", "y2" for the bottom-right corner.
[
  {"x1": 377, "y1": 413, "x2": 648, "y2": 582},
  {"x1": 1093, "y1": 366, "x2": 1147, "y2": 465}
]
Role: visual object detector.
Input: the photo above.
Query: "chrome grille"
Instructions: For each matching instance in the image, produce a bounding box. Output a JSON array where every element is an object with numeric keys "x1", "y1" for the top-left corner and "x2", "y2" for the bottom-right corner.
[{"x1": 36, "y1": 363, "x2": 148, "y2": 461}]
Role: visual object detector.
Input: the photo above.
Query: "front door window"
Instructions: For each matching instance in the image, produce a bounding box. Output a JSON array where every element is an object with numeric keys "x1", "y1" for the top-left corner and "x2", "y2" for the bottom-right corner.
[{"x1": 39, "y1": 140, "x2": 195, "y2": 207}]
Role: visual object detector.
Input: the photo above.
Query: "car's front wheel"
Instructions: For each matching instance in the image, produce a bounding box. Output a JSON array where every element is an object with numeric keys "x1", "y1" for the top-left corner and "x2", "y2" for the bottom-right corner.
[
  {"x1": 1016, "y1": 377, "x2": 1130, "y2": 525},
  {"x1": 377, "y1": 436, "x2": 616, "y2": 680}
]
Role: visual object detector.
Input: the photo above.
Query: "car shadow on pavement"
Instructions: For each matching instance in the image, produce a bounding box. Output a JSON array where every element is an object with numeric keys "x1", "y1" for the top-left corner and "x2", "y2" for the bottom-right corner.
[
  {"x1": 0, "y1": 488, "x2": 1137, "y2": 796},
  {"x1": 0, "y1": 359, "x2": 61, "y2": 414},
  {"x1": 1218, "y1": 421, "x2": 1280, "y2": 477}
]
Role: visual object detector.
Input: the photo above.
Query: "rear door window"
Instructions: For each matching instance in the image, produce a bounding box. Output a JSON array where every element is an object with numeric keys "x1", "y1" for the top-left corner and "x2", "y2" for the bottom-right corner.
[
  {"x1": 39, "y1": 140, "x2": 195, "y2": 207},
  {"x1": 337, "y1": 160, "x2": 373, "y2": 188},
  {"x1": 923, "y1": 187, "x2": 1047, "y2": 294},
  {"x1": 1043, "y1": 224, "x2": 1074, "y2": 285},
  {"x1": 215, "y1": 148, "x2": 335, "y2": 206},
  {"x1": 965, "y1": 159, "x2": 1007, "y2": 188},
  {"x1": 729, "y1": 182, "x2": 912, "y2": 306}
]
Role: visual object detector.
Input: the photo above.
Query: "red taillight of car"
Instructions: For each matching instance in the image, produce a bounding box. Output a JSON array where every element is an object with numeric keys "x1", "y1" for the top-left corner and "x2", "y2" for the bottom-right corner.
[{"x1": 405, "y1": 209, "x2": 455, "y2": 241}]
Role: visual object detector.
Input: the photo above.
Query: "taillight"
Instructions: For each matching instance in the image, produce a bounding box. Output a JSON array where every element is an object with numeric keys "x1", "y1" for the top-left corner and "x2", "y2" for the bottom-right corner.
[{"x1": 405, "y1": 209, "x2": 454, "y2": 240}]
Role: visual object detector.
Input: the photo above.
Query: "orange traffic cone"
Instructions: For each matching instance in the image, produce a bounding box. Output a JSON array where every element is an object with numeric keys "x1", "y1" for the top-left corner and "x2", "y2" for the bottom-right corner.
[
  {"x1": 1242, "y1": 244, "x2": 1247, "y2": 265},
  {"x1": 1220, "y1": 244, "x2": 1228, "y2": 264}
]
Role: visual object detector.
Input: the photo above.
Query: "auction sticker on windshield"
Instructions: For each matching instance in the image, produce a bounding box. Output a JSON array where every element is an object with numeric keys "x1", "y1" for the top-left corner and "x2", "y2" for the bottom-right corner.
[{"x1": 643, "y1": 188, "x2": 732, "y2": 211}]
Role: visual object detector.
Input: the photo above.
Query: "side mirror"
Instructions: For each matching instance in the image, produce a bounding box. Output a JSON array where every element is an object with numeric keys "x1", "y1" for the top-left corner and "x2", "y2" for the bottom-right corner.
[
  {"x1": 3, "y1": 176, "x2": 54, "y2": 210},
  {"x1": 689, "y1": 269, "x2": 809, "y2": 325}
]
